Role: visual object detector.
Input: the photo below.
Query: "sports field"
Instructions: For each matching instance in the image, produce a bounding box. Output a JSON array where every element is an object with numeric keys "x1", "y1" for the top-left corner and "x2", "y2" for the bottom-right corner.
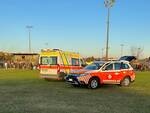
[{"x1": 0, "y1": 69, "x2": 150, "y2": 113}]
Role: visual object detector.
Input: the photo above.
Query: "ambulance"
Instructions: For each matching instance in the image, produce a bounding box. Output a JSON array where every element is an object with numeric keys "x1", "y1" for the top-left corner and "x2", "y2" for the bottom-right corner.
[{"x1": 39, "y1": 49, "x2": 85, "y2": 80}]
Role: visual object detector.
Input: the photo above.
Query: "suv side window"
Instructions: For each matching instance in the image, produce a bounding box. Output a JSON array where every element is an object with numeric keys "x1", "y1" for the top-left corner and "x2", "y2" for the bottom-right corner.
[
  {"x1": 114, "y1": 63, "x2": 121, "y2": 70},
  {"x1": 105, "y1": 63, "x2": 113, "y2": 71},
  {"x1": 121, "y1": 63, "x2": 130, "y2": 69}
]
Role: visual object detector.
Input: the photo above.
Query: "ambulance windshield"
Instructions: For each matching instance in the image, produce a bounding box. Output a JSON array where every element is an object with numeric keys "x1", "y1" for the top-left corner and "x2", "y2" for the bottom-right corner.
[{"x1": 41, "y1": 57, "x2": 57, "y2": 65}]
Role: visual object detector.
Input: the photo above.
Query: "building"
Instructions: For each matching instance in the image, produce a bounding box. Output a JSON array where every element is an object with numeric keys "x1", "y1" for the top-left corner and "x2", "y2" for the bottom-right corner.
[{"x1": 12, "y1": 53, "x2": 39, "y2": 65}]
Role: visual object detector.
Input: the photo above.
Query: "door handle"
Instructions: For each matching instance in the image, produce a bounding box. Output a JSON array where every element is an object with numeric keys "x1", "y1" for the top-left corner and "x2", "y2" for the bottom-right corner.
[{"x1": 115, "y1": 72, "x2": 119, "y2": 75}]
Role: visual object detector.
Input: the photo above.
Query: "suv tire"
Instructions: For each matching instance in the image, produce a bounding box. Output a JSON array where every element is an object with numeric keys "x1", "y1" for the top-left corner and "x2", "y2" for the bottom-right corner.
[
  {"x1": 120, "y1": 77, "x2": 130, "y2": 87},
  {"x1": 88, "y1": 77, "x2": 99, "y2": 89}
]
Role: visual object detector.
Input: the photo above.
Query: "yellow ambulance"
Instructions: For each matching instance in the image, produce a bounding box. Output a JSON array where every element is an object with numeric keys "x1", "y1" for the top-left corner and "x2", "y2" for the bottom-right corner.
[{"x1": 39, "y1": 49, "x2": 85, "y2": 80}]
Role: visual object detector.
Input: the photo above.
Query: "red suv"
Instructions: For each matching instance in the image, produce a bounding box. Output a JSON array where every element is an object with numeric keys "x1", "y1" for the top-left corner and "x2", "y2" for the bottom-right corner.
[{"x1": 66, "y1": 61, "x2": 135, "y2": 89}]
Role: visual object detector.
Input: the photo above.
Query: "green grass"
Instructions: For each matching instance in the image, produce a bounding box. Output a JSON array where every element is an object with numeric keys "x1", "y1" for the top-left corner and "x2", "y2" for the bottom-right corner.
[{"x1": 0, "y1": 69, "x2": 150, "y2": 113}]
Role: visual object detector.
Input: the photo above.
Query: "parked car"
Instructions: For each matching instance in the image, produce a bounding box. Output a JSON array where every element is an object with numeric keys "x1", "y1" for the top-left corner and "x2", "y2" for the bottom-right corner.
[
  {"x1": 119, "y1": 56, "x2": 136, "y2": 62},
  {"x1": 66, "y1": 60, "x2": 135, "y2": 89}
]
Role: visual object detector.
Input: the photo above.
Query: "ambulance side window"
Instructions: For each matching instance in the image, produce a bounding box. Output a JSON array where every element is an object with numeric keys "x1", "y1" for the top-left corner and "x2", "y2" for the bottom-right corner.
[{"x1": 72, "y1": 58, "x2": 80, "y2": 66}]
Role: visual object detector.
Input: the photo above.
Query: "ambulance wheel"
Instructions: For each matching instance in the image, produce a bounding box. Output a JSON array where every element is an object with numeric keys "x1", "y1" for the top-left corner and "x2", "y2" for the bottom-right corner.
[
  {"x1": 88, "y1": 77, "x2": 99, "y2": 89},
  {"x1": 120, "y1": 77, "x2": 130, "y2": 87},
  {"x1": 44, "y1": 78, "x2": 50, "y2": 81},
  {"x1": 72, "y1": 84, "x2": 80, "y2": 87},
  {"x1": 58, "y1": 72, "x2": 67, "y2": 80}
]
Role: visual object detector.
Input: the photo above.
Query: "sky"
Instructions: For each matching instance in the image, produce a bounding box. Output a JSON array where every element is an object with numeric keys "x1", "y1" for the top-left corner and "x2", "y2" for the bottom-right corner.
[{"x1": 0, "y1": 0, "x2": 150, "y2": 58}]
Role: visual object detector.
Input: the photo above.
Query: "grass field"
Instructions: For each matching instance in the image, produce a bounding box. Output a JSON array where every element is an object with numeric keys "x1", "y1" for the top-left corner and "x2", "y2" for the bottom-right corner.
[{"x1": 0, "y1": 69, "x2": 150, "y2": 113}]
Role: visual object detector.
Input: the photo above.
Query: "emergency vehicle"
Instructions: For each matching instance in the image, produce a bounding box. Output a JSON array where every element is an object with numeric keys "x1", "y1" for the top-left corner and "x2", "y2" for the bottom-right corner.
[
  {"x1": 39, "y1": 49, "x2": 85, "y2": 80},
  {"x1": 66, "y1": 60, "x2": 135, "y2": 89}
]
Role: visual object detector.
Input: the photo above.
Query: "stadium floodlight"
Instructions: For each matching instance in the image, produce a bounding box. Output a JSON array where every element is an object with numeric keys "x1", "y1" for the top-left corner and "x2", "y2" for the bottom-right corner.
[{"x1": 104, "y1": 0, "x2": 115, "y2": 60}]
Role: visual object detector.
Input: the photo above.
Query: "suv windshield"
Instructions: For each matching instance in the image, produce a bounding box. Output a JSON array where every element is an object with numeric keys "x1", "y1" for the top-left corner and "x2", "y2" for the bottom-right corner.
[{"x1": 84, "y1": 63, "x2": 104, "y2": 70}]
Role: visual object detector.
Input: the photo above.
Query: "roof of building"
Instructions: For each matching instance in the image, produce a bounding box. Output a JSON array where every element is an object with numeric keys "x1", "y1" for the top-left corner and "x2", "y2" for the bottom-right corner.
[{"x1": 12, "y1": 53, "x2": 39, "y2": 55}]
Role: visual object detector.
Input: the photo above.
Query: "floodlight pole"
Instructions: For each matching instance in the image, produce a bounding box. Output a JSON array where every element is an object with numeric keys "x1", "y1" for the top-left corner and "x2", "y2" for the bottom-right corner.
[
  {"x1": 26, "y1": 26, "x2": 33, "y2": 53},
  {"x1": 104, "y1": 0, "x2": 115, "y2": 61},
  {"x1": 106, "y1": 7, "x2": 110, "y2": 61}
]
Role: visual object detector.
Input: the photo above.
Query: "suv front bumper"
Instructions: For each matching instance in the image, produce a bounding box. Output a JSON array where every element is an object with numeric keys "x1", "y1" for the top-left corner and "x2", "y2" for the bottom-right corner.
[{"x1": 66, "y1": 75, "x2": 85, "y2": 85}]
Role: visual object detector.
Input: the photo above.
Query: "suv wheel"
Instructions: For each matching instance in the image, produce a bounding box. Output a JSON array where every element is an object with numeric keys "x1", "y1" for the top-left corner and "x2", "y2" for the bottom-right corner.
[
  {"x1": 88, "y1": 78, "x2": 99, "y2": 89},
  {"x1": 120, "y1": 77, "x2": 130, "y2": 87}
]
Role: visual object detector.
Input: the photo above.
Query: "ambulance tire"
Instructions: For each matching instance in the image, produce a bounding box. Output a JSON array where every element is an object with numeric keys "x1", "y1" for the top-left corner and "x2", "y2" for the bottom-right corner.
[
  {"x1": 44, "y1": 78, "x2": 51, "y2": 81},
  {"x1": 72, "y1": 84, "x2": 80, "y2": 87},
  {"x1": 88, "y1": 77, "x2": 99, "y2": 89},
  {"x1": 120, "y1": 76, "x2": 131, "y2": 87},
  {"x1": 58, "y1": 72, "x2": 67, "y2": 80}
]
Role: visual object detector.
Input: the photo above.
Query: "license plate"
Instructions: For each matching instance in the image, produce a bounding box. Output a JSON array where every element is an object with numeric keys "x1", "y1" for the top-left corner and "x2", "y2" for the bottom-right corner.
[
  {"x1": 68, "y1": 78, "x2": 73, "y2": 82},
  {"x1": 42, "y1": 69, "x2": 48, "y2": 72}
]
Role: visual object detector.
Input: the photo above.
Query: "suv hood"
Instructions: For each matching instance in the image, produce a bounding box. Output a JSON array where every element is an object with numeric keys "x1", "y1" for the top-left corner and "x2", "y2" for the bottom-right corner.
[
  {"x1": 70, "y1": 69, "x2": 89, "y2": 74},
  {"x1": 70, "y1": 69, "x2": 99, "y2": 75}
]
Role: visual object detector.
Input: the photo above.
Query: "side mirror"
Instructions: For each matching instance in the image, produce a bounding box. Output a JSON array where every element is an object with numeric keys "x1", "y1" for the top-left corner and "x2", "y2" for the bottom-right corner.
[{"x1": 102, "y1": 67, "x2": 106, "y2": 71}]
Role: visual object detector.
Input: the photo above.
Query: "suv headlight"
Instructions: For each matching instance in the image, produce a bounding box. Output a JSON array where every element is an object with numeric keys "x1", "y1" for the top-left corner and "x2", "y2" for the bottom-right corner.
[{"x1": 80, "y1": 73, "x2": 89, "y2": 76}]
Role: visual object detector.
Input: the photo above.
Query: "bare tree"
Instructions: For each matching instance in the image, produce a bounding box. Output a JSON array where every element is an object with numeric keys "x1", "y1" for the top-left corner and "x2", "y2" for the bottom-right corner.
[
  {"x1": 0, "y1": 52, "x2": 13, "y2": 61},
  {"x1": 0, "y1": 52, "x2": 5, "y2": 60},
  {"x1": 130, "y1": 46, "x2": 144, "y2": 59}
]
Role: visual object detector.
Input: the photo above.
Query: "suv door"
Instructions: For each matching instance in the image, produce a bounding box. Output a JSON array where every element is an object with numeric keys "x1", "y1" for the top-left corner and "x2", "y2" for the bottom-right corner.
[
  {"x1": 120, "y1": 62, "x2": 133, "y2": 80},
  {"x1": 101, "y1": 63, "x2": 122, "y2": 84},
  {"x1": 114, "y1": 63, "x2": 122, "y2": 83},
  {"x1": 101, "y1": 63, "x2": 116, "y2": 84}
]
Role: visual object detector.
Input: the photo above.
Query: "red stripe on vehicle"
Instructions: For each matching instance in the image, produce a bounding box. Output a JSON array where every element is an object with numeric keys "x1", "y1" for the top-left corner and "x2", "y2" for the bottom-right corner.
[{"x1": 39, "y1": 65, "x2": 82, "y2": 69}]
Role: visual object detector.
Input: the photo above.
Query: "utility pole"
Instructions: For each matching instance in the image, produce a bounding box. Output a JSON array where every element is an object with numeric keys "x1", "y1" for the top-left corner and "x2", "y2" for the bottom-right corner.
[
  {"x1": 120, "y1": 44, "x2": 124, "y2": 56},
  {"x1": 26, "y1": 25, "x2": 33, "y2": 53},
  {"x1": 137, "y1": 47, "x2": 141, "y2": 59},
  {"x1": 45, "y1": 42, "x2": 49, "y2": 49},
  {"x1": 102, "y1": 48, "x2": 104, "y2": 59},
  {"x1": 104, "y1": 0, "x2": 115, "y2": 60}
]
